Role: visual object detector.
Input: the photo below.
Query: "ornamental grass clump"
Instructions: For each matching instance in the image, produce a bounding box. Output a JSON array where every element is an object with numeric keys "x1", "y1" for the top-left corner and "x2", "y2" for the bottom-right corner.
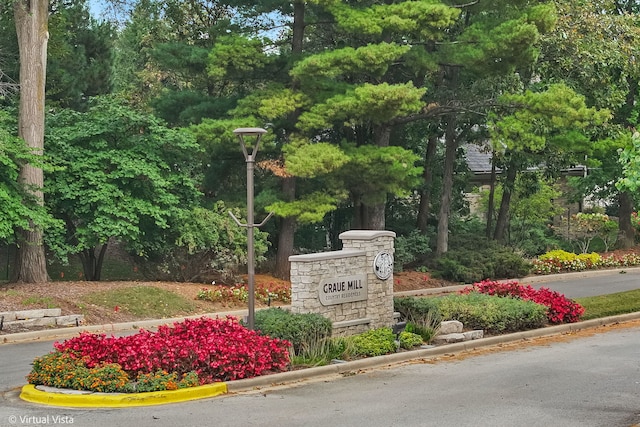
[
  {"x1": 462, "y1": 280, "x2": 585, "y2": 324},
  {"x1": 28, "y1": 317, "x2": 291, "y2": 392}
]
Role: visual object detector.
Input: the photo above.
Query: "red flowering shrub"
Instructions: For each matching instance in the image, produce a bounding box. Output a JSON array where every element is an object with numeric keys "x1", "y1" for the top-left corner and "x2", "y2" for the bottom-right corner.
[
  {"x1": 54, "y1": 317, "x2": 290, "y2": 383},
  {"x1": 461, "y1": 280, "x2": 585, "y2": 324}
]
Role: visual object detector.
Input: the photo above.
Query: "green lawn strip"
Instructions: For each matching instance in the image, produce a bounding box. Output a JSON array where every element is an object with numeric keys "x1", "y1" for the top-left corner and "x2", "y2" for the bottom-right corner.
[
  {"x1": 575, "y1": 289, "x2": 640, "y2": 320},
  {"x1": 83, "y1": 286, "x2": 196, "y2": 318}
]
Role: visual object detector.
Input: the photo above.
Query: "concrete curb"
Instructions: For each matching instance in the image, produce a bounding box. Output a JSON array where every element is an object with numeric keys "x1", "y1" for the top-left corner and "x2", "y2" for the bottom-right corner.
[
  {"x1": 20, "y1": 382, "x2": 227, "y2": 407},
  {"x1": 225, "y1": 311, "x2": 640, "y2": 393}
]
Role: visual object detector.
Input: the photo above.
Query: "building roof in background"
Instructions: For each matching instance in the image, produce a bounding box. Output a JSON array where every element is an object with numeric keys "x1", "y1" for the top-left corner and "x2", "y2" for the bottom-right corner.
[{"x1": 463, "y1": 143, "x2": 587, "y2": 185}]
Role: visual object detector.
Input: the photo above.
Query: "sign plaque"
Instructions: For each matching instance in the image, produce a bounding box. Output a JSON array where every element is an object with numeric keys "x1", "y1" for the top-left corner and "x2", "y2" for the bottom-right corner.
[{"x1": 318, "y1": 274, "x2": 368, "y2": 306}]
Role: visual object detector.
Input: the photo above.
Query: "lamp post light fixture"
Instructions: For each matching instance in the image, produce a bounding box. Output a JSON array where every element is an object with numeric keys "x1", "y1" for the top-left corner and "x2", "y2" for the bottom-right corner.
[{"x1": 229, "y1": 127, "x2": 273, "y2": 330}]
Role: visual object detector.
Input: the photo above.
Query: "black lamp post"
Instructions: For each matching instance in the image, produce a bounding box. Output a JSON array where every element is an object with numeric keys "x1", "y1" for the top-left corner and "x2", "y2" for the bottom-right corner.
[{"x1": 229, "y1": 127, "x2": 273, "y2": 330}]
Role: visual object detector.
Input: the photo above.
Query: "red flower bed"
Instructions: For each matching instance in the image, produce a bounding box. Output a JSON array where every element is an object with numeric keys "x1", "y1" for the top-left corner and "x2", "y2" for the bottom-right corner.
[
  {"x1": 54, "y1": 317, "x2": 291, "y2": 383},
  {"x1": 461, "y1": 280, "x2": 585, "y2": 324}
]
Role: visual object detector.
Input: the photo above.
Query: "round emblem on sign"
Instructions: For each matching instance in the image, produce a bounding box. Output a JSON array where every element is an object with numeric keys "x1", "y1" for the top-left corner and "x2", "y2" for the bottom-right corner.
[{"x1": 373, "y1": 251, "x2": 393, "y2": 280}]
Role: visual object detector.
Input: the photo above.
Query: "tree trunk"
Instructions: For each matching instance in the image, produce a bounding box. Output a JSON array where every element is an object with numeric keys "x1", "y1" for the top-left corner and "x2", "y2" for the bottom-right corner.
[
  {"x1": 274, "y1": 177, "x2": 296, "y2": 280},
  {"x1": 291, "y1": 1, "x2": 305, "y2": 56},
  {"x1": 493, "y1": 159, "x2": 518, "y2": 243},
  {"x1": 79, "y1": 243, "x2": 109, "y2": 281},
  {"x1": 272, "y1": 1, "x2": 305, "y2": 280},
  {"x1": 12, "y1": 0, "x2": 49, "y2": 283},
  {"x1": 617, "y1": 191, "x2": 635, "y2": 249},
  {"x1": 435, "y1": 116, "x2": 457, "y2": 256},
  {"x1": 361, "y1": 124, "x2": 391, "y2": 229},
  {"x1": 364, "y1": 205, "x2": 386, "y2": 229},
  {"x1": 435, "y1": 63, "x2": 461, "y2": 256},
  {"x1": 485, "y1": 151, "x2": 497, "y2": 238},
  {"x1": 417, "y1": 135, "x2": 438, "y2": 233}
]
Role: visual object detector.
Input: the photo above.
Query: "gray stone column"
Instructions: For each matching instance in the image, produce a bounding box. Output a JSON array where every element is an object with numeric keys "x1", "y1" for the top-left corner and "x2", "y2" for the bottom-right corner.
[{"x1": 289, "y1": 230, "x2": 395, "y2": 336}]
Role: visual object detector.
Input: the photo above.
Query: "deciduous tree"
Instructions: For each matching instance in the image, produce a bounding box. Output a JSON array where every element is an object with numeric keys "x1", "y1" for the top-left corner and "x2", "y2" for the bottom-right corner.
[{"x1": 45, "y1": 96, "x2": 202, "y2": 280}]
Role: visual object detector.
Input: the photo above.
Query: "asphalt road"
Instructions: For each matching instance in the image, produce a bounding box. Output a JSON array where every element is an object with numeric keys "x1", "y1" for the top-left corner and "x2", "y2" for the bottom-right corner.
[
  {"x1": 1, "y1": 269, "x2": 639, "y2": 427},
  {"x1": 1, "y1": 323, "x2": 639, "y2": 427},
  {"x1": 526, "y1": 267, "x2": 640, "y2": 298}
]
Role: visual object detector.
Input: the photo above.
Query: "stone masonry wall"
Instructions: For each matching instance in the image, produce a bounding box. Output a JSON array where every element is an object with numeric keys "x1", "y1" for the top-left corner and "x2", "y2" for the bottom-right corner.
[{"x1": 289, "y1": 230, "x2": 395, "y2": 336}]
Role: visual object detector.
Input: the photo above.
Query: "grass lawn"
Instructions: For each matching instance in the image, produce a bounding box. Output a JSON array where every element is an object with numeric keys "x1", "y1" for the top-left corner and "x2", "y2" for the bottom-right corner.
[
  {"x1": 83, "y1": 286, "x2": 196, "y2": 318},
  {"x1": 576, "y1": 289, "x2": 640, "y2": 320}
]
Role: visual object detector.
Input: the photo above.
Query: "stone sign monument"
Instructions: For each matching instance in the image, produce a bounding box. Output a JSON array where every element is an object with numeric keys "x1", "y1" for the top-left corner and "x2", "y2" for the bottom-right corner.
[{"x1": 289, "y1": 230, "x2": 395, "y2": 336}]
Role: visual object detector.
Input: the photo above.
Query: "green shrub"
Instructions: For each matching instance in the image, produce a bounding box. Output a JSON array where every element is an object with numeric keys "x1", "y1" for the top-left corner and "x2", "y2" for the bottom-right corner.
[
  {"x1": 433, "y1": 293, "x2": 547, "y2": 334},
  {"x1": 394, "y1": 230, "x2": 432, "y2": 272},
  {"x1": 252, "y1": 308, "x2": 332, "y2": 354},
  {"x1": 398, "y1": 331, "x2": 424, "y2": 349},
  {"x1": 80, "y1": 363, "x2": 131, "y2": 393},
  {"x1": 433, "y1": 246, "x2": 531, "y2": 282},
  {"x1": 27, "y1": 351, "x2": 132, "y2": 393},
  {"x1": 348, "y1": 327, "x2": 397, "y2": 357},
  {"x1": 539, "y1": 249, "x2": 576, "y2": 262},
  {"x1": 394, "y1": 297, "x2": 440, "y2": 322},
  {"x1": 27, "y1": 351, "x2": 89, "y2": 390}
]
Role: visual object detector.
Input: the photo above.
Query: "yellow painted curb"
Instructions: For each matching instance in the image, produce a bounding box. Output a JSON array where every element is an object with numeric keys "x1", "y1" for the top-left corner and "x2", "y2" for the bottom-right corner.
[{"x1": 20, "y1": 382, "x2": 228, "y2": 408}]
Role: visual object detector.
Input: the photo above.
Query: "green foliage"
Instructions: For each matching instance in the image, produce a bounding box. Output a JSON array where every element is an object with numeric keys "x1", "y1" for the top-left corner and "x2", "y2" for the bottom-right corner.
[
  {"x1": 450, "y1": 16, "x2": 542, "y2": 74},
  {"x1": 338, "y1": 144, "x2": 422, "y2": 205},
  {"x1": 553, "y1": 212, "x2": 619, "y2": 253},
  {"x1": 433, "y1": 245, "x2": 531, "y2": 283},
  {"x1": 478, "y1": 176, "x2": 564, "y2": 256},
  {"x1": 297, "y1": 82, "x2": 426, "y2": 131},
  {"x1": 207, "y1": 35, "x2": 272, "y2": 80},
  {"x1": 46, "y1": 0, "x2": 115, "y2": 110},
  {"x1": 348, "y1": 327, "x2": 397, "y2": 357},
  {"x1": 283, "y1": 141, "x2": 349, "y2": 178},
  {"x1": 538, "y1": 0, "x2": 640, "y2": 111},
  {"x1": 0, "y1": 112, "x2": 58, "y2": 242},
  {"x1": 395, "y1": 296, "x2": 442, "y2": 343},
  {"x1": 394, "y1": 230, "x2": 432, "y2": 271},
  {"x1": 267, "y1": 192, "x2": 343, "y2": 224},
  {"x1": 253, "y1": 308, "x2": 332, "y2": 354},
  {"x1": 435, "y1": 293, "x2": 547, "y2": 334},
  {"x1": 134, "y1": 370, "x2": 199, "y2": 392},
  {"x1": 576, "y1": 289, "x2": 640, "y2": 320},
  {"x1": 45, "y1": 96, "x2": 202, "y2": 278},
  {"x1": 490, "y1": 84, "x2": 610, "y2": 153},
  {"x1": 142, "y1": 203, "x2": 268, "y2": 282},
  {"x1": 327, "y1": 1, "x2": 460, "y2": 38},
  {"x1": 81, "y1": 363, "x2": 131, "y2": 393},
  {"x1": 27, "y1": 351, "x2": 131, "y2": 393},
  {"x1": 398, "y1": 331, "x2": 424, "y2": 350},
  {"x1": 617, "y1": 132, "x2": 640, "y2": 193},
  {"x1": 290, "y1": 42, "x2": 411, "y2": 81},
  {"x1": 290, "y1": 337, "x2": 349, "y2": 367},
  {"x1": 394, "y1": 296, "x2": 440, "y2": 323}
]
